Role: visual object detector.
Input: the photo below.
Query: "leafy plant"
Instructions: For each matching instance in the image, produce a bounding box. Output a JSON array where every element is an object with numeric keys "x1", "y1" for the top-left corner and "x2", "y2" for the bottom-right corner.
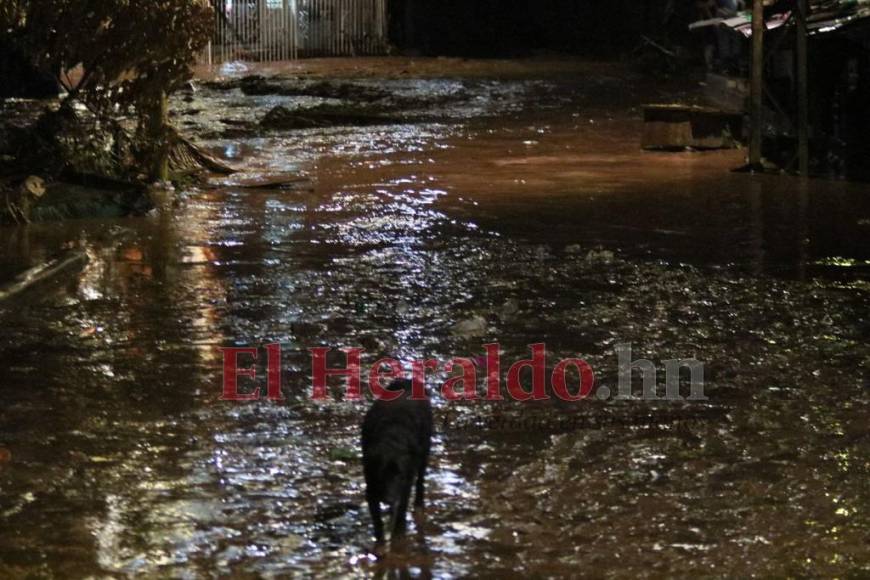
[{"x1": 2, "y1": 0, "x2": 213, "y2": 179}]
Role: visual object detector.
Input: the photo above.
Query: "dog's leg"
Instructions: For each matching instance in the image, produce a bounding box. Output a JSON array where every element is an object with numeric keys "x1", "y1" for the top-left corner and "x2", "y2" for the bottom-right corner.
[
  {"x1": 368, "y1": 496, "x2": 384, "y2": 544},
  {"x1": 391, "y1": 479, "x2": 412, "y2": 537}
]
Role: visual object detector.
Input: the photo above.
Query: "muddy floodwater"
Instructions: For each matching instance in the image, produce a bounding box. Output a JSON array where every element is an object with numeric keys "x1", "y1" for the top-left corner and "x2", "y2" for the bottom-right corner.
[{"x1": 1, "y1": 58, "x2": 868, "y2": 578}]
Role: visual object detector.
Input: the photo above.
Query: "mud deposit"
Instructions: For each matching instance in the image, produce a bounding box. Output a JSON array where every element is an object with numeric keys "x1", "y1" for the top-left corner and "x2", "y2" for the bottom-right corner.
[{"x1": 1, "y1": 58, "x2": 868, "y2": 578}]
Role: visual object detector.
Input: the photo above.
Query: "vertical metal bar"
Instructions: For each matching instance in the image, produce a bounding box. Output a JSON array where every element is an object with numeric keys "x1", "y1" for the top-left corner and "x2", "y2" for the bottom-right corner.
[
  {"x1": 375, "y1": 0, "x2": 382, "y2": 53},
  {"x1": 265, "y1": 0, "x2": 271, "y2": 62},
  {"x1": 281, "y1": 0, "x2": 286, "y2": 60},
  {"x1": 217, "y1": 1, "x2": 222, "y2": 64},
  {"x1": 269, "y1": 0, "x2": 274, "y2": 61},
  {"x1": 263, "y1": 0, "x2": 268, "y2": 61},
  {"x1": 749, "y1": 0, "x2": 765, "y2": 168},
  {"x1": 215, "y1": 0, "x2": 219, "y2": 64}
]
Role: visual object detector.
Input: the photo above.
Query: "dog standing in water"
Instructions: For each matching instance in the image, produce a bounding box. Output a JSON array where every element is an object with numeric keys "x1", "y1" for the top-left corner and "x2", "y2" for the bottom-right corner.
[{"x1": 362, "y1": 378, "x2": 433, "y2": 544}]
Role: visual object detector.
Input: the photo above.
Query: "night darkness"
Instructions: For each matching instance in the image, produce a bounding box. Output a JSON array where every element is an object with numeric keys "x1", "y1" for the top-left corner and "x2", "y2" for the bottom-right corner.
[
  {"x1": 388, "y1": 0, "x2": 695, "y2": 56},
  {"x1": 1, "y1": 0, "x2": 869, "y2": 577}
]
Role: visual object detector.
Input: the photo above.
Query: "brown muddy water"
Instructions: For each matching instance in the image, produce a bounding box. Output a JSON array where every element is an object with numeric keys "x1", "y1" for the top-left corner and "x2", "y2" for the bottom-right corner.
[{"x1": 0, "y1": 58, "x2": 868, "y2": 578}]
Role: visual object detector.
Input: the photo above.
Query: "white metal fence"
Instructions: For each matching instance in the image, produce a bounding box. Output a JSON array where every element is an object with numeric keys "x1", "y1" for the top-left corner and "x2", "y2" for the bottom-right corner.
[{"x1": 210, "y1": 0, "x2": 387, "y2": 62}]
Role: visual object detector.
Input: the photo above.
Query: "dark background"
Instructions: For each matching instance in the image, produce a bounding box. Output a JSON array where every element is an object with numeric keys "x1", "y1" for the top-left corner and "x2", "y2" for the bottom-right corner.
[{"x1": 387, "y1": 0, "x2": 697, "y2": 56}]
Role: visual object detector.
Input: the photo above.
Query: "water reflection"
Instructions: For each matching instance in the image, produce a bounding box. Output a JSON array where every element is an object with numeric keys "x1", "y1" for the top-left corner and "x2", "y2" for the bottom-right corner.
[{"x1": 0, "y1": 60, "x2": 868, "y2": 577}]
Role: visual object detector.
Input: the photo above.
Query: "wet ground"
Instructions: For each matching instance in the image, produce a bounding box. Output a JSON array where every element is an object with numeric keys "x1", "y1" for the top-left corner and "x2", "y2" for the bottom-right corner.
[{"x1": 0, "y1": 58, "x2": 868, "y2": 578}]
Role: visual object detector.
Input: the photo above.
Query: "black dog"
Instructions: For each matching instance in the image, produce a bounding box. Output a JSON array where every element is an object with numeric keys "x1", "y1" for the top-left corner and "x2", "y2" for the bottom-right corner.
[{"x1": 362, "y1": 378, "x2": 433, "y2": 544}]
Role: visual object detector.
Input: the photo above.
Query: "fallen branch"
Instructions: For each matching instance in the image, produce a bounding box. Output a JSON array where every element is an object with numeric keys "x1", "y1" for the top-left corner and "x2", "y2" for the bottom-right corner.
[
  {"x1": 169, "y1": 130, "x2": 237, "y2": 175},
  {"x1": 0, "y1": 249, "x2": 89, "y2": 303}
]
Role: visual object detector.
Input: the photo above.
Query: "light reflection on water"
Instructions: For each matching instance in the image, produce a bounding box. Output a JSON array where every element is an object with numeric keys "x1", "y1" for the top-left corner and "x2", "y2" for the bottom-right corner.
[{"x1": 0, "y1": 60, "x2": 868, "y2": 578}]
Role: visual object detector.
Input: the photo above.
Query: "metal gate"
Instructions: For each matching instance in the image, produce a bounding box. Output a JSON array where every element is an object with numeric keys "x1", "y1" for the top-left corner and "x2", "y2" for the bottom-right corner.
[{"x1": 210, "y1": 0, "x2": 387, "y2": 62}]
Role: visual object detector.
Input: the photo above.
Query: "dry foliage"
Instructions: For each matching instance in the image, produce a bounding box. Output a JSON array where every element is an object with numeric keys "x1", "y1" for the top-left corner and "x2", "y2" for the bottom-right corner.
[{"x1": 2, "y1": 0, "x2": 213, "y2": 178}]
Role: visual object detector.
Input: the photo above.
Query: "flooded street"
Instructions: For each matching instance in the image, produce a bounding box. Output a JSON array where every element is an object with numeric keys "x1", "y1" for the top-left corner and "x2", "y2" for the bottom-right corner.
[{"x1": 0, "y1": 58, "x2": 868, "y2": 577}]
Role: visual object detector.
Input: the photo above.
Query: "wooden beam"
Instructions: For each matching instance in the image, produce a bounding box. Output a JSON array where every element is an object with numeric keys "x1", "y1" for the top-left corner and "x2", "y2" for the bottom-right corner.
[
  {"x1": 796, "y1": 0, "x2": 810, "y2": 176},
  {"x1": 749, "y1": 0, "x2": 765, "y2": 168}
]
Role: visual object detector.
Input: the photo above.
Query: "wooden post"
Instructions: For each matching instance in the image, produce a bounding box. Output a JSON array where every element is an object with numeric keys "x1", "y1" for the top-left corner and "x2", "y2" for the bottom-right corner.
[
  {"x1": 147, "y1": 90, "x2": 170, "y2": 183},
  {"x1": 749, "y1": 0, "x2": 765, "y2": 168},
  {"x1": 156, "y1": 91, "x2": 170, "y2": 182},
  {"x1": 796, "y1": 0, "x2": 809, "y2": 176}
]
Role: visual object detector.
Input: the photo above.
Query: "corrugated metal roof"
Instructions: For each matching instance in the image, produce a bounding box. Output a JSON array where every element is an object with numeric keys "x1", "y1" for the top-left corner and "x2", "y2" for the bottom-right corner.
[{"x1": 690, "y1": 0, "x2": 870, "y2": 37}]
